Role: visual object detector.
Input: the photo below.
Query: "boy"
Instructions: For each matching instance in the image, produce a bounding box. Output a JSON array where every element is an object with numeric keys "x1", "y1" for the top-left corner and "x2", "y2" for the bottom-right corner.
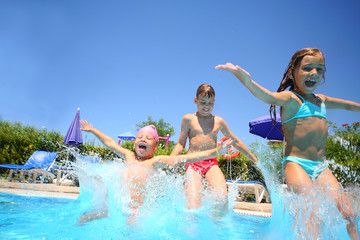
[{"x1": 171, "y1": 84, "x2": 258, "y2": 210}]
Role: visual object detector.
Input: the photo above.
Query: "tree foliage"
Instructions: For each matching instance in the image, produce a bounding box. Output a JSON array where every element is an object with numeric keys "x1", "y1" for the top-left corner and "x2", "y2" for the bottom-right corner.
[
  {"x1": 135, "y1": 116, "x2": 175, "y2": 139},
  {"x1": 135, "y1": 115, "x2": 176, "y2": 149},
  {"x1": 326, "y1": 121, "x2": 360, "y2": 186}
]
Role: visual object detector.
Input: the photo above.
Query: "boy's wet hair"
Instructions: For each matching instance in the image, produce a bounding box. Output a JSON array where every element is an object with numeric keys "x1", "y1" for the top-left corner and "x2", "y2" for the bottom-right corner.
[
  {"x1": 270, "y1": 48, "x2": 326, "y2": 129},
  {"x1": 196, "y1": 84, "x2": 215, "y2": 98}
]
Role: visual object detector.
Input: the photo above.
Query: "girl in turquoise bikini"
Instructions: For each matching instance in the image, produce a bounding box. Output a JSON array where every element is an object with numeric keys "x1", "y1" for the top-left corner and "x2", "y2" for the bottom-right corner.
[{"x1": 216, "y1": 48, "x2": 360, "y2": 239}]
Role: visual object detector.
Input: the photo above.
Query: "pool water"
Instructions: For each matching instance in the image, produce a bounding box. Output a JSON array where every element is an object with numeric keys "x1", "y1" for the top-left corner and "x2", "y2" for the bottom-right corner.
[
  {"x1": 1, "y1": 151, "x2": 359, "y2": 239},
  {"x1": 0, "y1": 159, "x2": 273, "y2": 240},
  {"x1": 0, "y1": 192, "x2": 270, "y2": 239}
]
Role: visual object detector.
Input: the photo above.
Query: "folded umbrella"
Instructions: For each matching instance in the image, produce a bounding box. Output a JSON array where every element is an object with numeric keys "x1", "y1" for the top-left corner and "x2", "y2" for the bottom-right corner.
[{"x1": 63, "y1": 108, "x2": 83, "y2": 146}]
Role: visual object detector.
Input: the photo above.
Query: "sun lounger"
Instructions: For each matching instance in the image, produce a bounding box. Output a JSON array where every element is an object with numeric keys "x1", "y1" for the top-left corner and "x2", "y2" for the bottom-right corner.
[
  {"x1": 226, "y1": 180, "x2": 270, "y2": 203},
  {"x1": 0, "y1": 150, "x2": 58, "y2": 183}
]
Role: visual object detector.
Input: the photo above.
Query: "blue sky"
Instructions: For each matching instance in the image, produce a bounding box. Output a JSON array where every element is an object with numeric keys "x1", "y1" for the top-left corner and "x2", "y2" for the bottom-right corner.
[{"x1": 1, "y1": 0, "x2": 359, "y2": 148}]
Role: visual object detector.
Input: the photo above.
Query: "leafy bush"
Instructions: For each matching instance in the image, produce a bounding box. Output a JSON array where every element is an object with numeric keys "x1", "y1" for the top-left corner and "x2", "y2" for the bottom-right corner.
[
  {"x1": 3, "y1": 119, "x2": 358, "y2": 186},
  {"x1": 218, "y1": 154, "x2": 265, "y2": 183},
  {"x1": 326, "y1": 121, "x2": 360, "y2": 186},
  {"x1": 0, "y1": 120, "x2": 63, "y2": 172}
]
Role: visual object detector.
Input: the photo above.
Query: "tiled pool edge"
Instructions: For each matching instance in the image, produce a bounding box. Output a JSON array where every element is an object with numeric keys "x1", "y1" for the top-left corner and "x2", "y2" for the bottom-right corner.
[{"x1": 0, "y1": 179, "x2": 79, "y2": 199}]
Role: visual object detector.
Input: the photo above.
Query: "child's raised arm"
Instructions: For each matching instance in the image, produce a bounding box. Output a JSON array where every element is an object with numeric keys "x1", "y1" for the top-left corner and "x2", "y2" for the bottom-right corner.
[
  {"x1": 318, "y1": 94, "x2": 360, "y2": 112},
  {"x1": 80, "y1": 120, "x2": 132, "y2": 159},
  {"x1": 156, "y1": 139, "x2": 233, "y2": 166},
  {"x1": 215, "y1": 63, "x2": 290, "y2": 107},
  {"x1": 219, "y1": 118, "x2": 258, "y2": 164}
]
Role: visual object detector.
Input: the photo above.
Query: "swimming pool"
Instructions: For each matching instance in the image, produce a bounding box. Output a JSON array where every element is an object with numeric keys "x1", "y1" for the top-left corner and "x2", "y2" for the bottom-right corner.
[
  {"x1": 0, "y1": 192, "x2": 271, "y2": 239},
  {"x1": 0, "y1": 155, "x2": 358, "y2": 239}
]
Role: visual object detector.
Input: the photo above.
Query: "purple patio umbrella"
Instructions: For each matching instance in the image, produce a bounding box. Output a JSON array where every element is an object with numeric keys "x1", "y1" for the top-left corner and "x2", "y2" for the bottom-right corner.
[
  {"x1": 63, "y1": 108, "x2": 83, "y2": 146},
  {"x1": 249, "y1": 114, "x2": 284, "y2": 141}
]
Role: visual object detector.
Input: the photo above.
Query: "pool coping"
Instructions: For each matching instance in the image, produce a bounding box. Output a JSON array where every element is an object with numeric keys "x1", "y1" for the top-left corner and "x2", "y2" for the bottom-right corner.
[
  {"x1": 0, "y1": 179, "x2": 271, "y2": 218},
  {"x1": 0, "y1": 179, "x2": 79, "y2": 199}
]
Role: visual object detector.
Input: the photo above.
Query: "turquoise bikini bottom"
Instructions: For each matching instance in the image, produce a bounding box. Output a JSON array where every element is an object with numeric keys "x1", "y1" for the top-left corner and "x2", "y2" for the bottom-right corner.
[{"x1": 282, "y1": 156, "x2": 328, "y2": 180}]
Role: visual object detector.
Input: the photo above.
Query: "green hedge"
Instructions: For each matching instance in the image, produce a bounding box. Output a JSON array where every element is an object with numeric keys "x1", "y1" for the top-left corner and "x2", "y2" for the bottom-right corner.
[
  {"x1": 218, "y1": 155, "x2": 265, "y2": 183},
  {"x1": 2, "y1": 119, "x2": 358, "y2": 186},
  {"x1": 0, "y1": 120, "x2": 63, "y2": 170}
]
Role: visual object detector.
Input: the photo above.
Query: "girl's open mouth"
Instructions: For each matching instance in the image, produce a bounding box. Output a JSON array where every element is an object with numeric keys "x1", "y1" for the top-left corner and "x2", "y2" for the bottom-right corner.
[
  {"x1": 305, "y1": 80, "x2": 316, "y2": 87},
  {"x1": 139, "y1": 144, "x2": 147, "y2": 151}
]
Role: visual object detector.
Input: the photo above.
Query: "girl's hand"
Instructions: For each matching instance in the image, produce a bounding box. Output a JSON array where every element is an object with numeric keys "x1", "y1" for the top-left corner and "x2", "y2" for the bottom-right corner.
[
  {"x1": 80, "y1": 120, "x2": 93, "y2": 132},
  {"x1": 215, "y1": 63, "x2": 251, "y2": 85},
  {"x1": 218, "y1": 138, "x2": 233, "y2": 155}
]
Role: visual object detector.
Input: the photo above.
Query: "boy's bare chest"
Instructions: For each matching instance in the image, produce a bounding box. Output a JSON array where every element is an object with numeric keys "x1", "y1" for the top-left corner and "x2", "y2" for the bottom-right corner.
[{"x1": 189, "y1": 116, "x2": 220, "y2": 137}]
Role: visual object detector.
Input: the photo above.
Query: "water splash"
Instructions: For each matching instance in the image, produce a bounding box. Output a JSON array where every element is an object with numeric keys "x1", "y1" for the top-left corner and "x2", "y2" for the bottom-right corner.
[
  {"x1": 70, "y1": 155, "x2": 271, "y2": 239},
  {"x1": 253, "y1": 142, "x2": 359, "y2": 240}
]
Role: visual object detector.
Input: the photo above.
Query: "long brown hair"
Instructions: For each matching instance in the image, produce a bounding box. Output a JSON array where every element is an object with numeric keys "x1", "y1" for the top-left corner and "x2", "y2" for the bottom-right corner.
[{"x1": 270, "y1": 48, "x2": 326, "y2": 125}]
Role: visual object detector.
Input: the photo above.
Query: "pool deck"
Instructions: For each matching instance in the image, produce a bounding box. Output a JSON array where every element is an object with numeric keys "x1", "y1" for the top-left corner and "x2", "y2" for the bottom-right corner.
[{"x1": 0, "y1": 179, "x2": 271, "y2": 218}]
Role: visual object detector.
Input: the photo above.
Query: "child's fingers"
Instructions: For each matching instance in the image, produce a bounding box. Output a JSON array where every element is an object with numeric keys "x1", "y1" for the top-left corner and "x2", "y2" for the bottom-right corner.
[{"x1": 215, "y1": 63, "x2": 230, "y2": 68}]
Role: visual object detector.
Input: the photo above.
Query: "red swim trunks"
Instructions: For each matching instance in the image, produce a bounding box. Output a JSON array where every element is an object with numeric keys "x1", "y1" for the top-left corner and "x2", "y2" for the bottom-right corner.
[{"x1": 186, "y1": 157, "x2": 219, "y2": 177}]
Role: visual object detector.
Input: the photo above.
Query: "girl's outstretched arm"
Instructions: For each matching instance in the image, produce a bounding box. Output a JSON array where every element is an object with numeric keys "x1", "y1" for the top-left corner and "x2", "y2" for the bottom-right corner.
[
  {"x1": 215, "y1": 63, "x2": 289, "y2": 107},
  {"x1": 318, "y1": 94, "x2": 360, "y2": 111},
  {"x1": 80, "y1": 120, "x2": 133, "y2": 159},
  {"x1": 155, "y1": 139, "x2": 233, "y2": 166}
]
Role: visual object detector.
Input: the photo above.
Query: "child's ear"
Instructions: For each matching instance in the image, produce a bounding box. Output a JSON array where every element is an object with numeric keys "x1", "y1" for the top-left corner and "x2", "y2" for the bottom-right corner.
[{"x1": 194, "y1": 97, "x2": 198, "y2": 104}]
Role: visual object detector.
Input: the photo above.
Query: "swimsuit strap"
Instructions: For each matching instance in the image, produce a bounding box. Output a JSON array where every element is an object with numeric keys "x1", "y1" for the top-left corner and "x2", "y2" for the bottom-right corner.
[
  {"x1": 291, "y1": 90, "x2": 323, "y2": 105},
  {"x1": 291, "y1": 91, "x2": 306, "y2": 102},
  {"x1": 312, "y1": 93, "x2": 324, "y2": 104}
]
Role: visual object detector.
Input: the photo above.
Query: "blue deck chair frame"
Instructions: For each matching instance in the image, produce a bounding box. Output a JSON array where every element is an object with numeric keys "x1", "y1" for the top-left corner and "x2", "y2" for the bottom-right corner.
[
  {"x1": 0, "y1": 150, "x2": 58, "y2": 183},
  {"x1": 226, "y1": 180, "x2": 270, "y2": 203},
  {"x1": 53, "y1": 156, "x2": 101, "y2": 186}
]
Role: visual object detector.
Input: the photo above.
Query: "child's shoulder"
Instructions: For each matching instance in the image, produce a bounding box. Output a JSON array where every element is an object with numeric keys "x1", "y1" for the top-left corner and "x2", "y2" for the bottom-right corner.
[
  {"x1": 213, "y1": 115, "x2": 227, "y2": 125},
  {"x1": 314, "y1": 93, "x2": 327, "y2": 101},
  {"x1": 214, "y1": 115, "x2": 224, "y2": 121},
  {"x1": 182, "y1": 113, "x2": 196, "y2": 120},
  {"x1": 280, "y1": 90, "x2": 301, "y2": 102}
]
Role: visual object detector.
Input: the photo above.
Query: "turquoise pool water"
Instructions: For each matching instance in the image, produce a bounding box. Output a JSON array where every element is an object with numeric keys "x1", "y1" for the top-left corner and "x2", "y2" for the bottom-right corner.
[
  {"x1": 1, "y1": 151, "x2": 358, "y2": 239},
  {"x1": 0, "y1": 192, "x2": 270, "y2": 239}
]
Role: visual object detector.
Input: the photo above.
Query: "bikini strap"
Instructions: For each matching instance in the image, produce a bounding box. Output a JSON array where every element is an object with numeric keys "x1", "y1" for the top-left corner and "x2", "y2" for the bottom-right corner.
[
  {"x1": 290, "y1": 90, "x2": 305, "y2": 102},
  {"x1": 313, "y1": 93, "x2": 324, "y2": 104},
  {"x1": 292, "y1": 91, "x2": 323, "y2": 104}
]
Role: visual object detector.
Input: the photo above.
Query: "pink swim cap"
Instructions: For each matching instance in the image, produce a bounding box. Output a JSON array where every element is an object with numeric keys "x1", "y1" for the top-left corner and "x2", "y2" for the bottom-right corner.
[{"x1": 137, "y1": 125, "x2": 159, "y2": 143}]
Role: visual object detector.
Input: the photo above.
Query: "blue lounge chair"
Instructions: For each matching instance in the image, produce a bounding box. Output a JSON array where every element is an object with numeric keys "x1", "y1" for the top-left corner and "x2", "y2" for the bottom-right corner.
[
  {"x1": 226, "y1": 180, "x2": 270, "y2": 203},
  {"x1": 53, "y1": 156, "x2": 101, "y2": 186},
  {"x1": 0, "y1": 150, "x2": 58, "y2": 183}
]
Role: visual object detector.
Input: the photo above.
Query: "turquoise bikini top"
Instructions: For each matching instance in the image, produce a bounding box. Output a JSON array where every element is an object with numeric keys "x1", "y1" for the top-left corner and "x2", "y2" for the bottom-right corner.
[{"x1": 282, "y1": 91, "x2": 327, "y2": 124}]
